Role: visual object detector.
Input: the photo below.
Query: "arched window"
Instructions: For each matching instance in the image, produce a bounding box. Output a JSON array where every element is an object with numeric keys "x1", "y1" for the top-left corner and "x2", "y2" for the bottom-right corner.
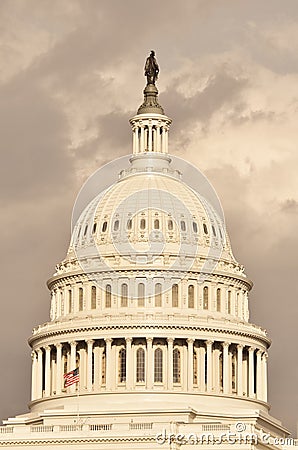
[
  {"x1": 180, "y1": 220, "x2": 186, "y2": 231},
  {"x1": 79, "y1": 287, "x2": 83, "y2": 311},
  {"x1": 168, "y1": 219, "x2": 173, "y2": 230},
  {"x1": 154, "y1": 219, "x2": 160, "y2": 230},
  {"x1": 68, "y1": 290, "x2": 72, "y2": 314},
  {"x1": 102, "y1": 351, "x2": 106, "y2": 384},
  {"x1": 173, "y1": 348, "x2": 181, "y2": 383},
  {"x1": 140, "y1": 218, "x2": 146, "y2": 230},
  {"x1": 227, "y1": 290, "x2": 231, "y2": 314},
  {"x1": 203, "y1": 286, "x2": 208, "y2": 310},
  {"x1": 102, "y1": 221, "x2": 107, "y2": 232},
  {"x1": 138, "y1": 283, "x2": 145, "y2": 307},
  {"x1": 193, "y1": 351, "x2": 198, "y2": 385},
  {"x1": 193, "y1": 222, "x2": 198, "y2": 233},
  {"x1": 91, "y1": 286, "x2": 96, "y2": 309},
  {"x1": 105, "y1": 284, "x2": 111, "y2": 308},
  {"x1": 127, "y1": 219, "x2": 132, "y2": 230},
  {"x1": 113, "y1": 220, "x2": 119, "y2": 231},
  {"x1": 203, "y1": 223, "x2": 208, "y2": 235},
  {"x1": 216, "y1": 288, "x2": 221, "y2": 312},
  {"x1": 154, "y1": 348, "x2": 163, "y2": 383},
  {"x1": 155, "y1": 283, "x2": 162, "y2": 307},
  {"x1": 92, "y1": 222, "x2": 97, "y2": 234},
  {"x1": 84, "y1": 225, "x2": 88, "y2": 237},
  {"x1": 188, "y1": 285, "x2": 194, "y2": 308},
  {"x1": 172, "y1": 284, "x2": 179, "y2": 307},
  {"x1": 235, "y1": 292, "x2": 239, "y2": 316},
  {"x1": 121, "y1": 283, "x2": 128, "y2": 307},
  {"x1": 232, "y1": 351, "x2": 237, "y2": 392},
  {"x1": 212, "y1": 225, "x2": 216, "y2": 236},
  {"x1": 118, "y1": 348, "x2": 126, "y2": 383},
  {"x1": 136, "y1": 348, "x2": 145, "y2": 382}
]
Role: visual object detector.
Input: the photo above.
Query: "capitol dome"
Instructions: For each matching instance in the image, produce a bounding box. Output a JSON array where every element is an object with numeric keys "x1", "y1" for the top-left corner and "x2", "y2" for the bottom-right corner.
[{"x1": 26, "y1": 61, "x2": 270, "y2": 429}]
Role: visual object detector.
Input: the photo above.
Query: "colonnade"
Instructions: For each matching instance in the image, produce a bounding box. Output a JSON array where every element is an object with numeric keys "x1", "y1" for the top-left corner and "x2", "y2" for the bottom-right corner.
[
  {"x1": 130, "y1": 118, "x2": 171, "y2": 154},
  {"x1": 31, "y1": 337, "x2": 268, "y2": 403}
]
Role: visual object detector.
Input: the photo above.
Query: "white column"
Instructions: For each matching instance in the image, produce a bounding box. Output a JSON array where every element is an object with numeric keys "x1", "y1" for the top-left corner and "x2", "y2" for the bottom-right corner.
[
  {"x1": 256, "y1": 350, "x2": 263, "y2": 400},
  {"x1": 199, "y1": 346, "x2": 206, "y2": 391},
  {"x1": 223, "y1": 342, "x2": 230, "y2": 394},
  {"x1": 133, "y1": 127, "x2": 137, "y2": 153},
  {"x1": 125, "y1": 338, "x2": 133, "y2": 389},
  {"x1": 164, "y1": 128, "x2": 168, "y2": 153},
  {"x1": 237, "y1": 344, "x2": 243, "y2": 396},
  {"x1": 162, "y1": 127, "x2": 166, "y2": 153},
  {"x1": 147, "y1": 338, "x2": 153, "y2": 389},
  {"x1": 262, "y1": 352, "x2": 268, "y2": 402},
  {"x1": 140, "y1": 126, "x2": 145, "y2": 152},
  {"x1": 93, "y1": 345, "x2": 100, "y2": 391},
  {"x1": 248, "y1": 347, "x2": 255, "y2": 398},
  {"x1": 148, "y1": 124, "x2": 153, "y2": 151},
  {"x1": 44, "y1": 346, "x2": 51, "y2": 397},
  {"x1": 69, "y1": 341, "x2": 77, "y2": 393},
  {"x1": 187, "y1": 339, "x2": 194, "y2": 391},
  {"x1": 156, "y1": 125, "x2": 161, "y2": 152},
  {"x1": 56, "y1": 343, "x2": 62, "y2": 395},
  {"x1": 105, "y1": 338, "x2": 112, "y2": 390},
  {"x1": 31, "y1": 351, "x2": 37, "y2": 401},
  {"x1": 87, "y1": 340, "x2": 94, "y2": 392},
  {"x1": 213, "y1": 348, "x2": 220, "y2": 393},
  {"x1": 206, "y1": 340, "x2": 213, "y2": 392},
  {"x1": 37, "y1": 349, "x2": 43, "y2": 398},
  {"x1": 167, "y1": 338, "x2": 173, "y2": 389}
]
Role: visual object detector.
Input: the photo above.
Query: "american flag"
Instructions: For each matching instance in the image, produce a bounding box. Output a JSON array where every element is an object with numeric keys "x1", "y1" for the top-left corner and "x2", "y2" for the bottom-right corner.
[{"x1": 64, "y1": 367, "x2": 79, "y2": 387}]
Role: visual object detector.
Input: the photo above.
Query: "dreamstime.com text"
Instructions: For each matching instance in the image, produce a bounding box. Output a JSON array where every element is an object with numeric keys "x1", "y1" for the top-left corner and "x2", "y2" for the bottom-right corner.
[{"x1": 155, "y1": 425, "x2": 296, "y2": 446}]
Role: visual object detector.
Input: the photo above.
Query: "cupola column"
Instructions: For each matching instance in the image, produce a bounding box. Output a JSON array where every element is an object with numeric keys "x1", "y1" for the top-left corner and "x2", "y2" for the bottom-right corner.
[
  {"x1": 147, "y1": 338, "x2": 153, "y2": 389},
  {"x1": 44, "y1": 346, "x2": 51, "y2": 397},
  {"x1": 256, "y1": 349, "x2": 263, "y2": 400},
  {"x1": 93, "y1": 345, "x2": 101, "y2": 391},
  {"x1": 262, "y1": 352, "x2": 268, "y2": 402},
  {"x1": 199, "y1": 345, "x2": 206, "y2": 391},
  {"x1": 126, "y1": 338, "x2": 133, "y2": 389},
  {"x1": 69, "y1": 341, "x2": 77, "y2": 393},
  {"x1": 167, "y1": 338, "x2": 174, "y2": 389},
  {"x1": 55, "y1": 343, "x2": 62, "y2": 395},
  {"x1": 187, "y1": 339, "x2": 194, "y2": 391},
  {"x1": 105, "y1": 338, "x2": 112, "y2": 390},
  {"x1": 248, "y1": 347, "x2": 255, "y2": 398},
  {"x1": 31, "y1": 351, "x2": 37, "y2": 401},
  {"x1": 206, "y1": 340, "x2": 213, "y2": 392},
  {"x1": 237, "y1": 344, "x2": 244, "y2": 396},
  {"x1": 36, "y1": 348, "x2": 43, "y2": 399},
  {"x1": 87, "y1": 340, "x2": 94, "y2": 392},
  {"x1": 223, "y1": 342, "x2": 230, "y2": 394}
]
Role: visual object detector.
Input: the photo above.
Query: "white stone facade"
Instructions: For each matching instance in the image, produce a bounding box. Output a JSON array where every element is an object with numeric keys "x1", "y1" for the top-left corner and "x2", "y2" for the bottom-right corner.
[{"x1": 0, "y1": 75, "x2": 295, "y2": 449}]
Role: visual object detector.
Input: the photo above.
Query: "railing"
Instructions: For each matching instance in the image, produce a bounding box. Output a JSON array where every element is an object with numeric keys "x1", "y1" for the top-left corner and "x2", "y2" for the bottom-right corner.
[
  {"x1": 0, "y1": 427, "x2": 13, "y2": 434},
  {"x1": 30, "y1": 425, "x2": 54, "y2": 433},
  {"x1": 129, "y1": 423, "x2": 153, "y2": 430},
  {"x1": 90, "y1": 424, "x2": 112, "y2": 431},
  {"x1": 202, "y1": 424, "x2": 230, "y2": 432}
]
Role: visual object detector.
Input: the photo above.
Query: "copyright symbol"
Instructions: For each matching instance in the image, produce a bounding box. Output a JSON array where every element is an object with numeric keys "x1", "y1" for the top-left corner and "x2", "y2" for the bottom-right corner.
[{"x1": 235, "y1": 422, "x2": 246, "y2": 432}]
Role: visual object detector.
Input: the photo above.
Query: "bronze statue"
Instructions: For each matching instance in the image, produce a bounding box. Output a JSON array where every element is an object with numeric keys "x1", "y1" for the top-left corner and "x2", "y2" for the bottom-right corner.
[{"x1": 144, "y1": 50, "x2": 159, "y2": 85}]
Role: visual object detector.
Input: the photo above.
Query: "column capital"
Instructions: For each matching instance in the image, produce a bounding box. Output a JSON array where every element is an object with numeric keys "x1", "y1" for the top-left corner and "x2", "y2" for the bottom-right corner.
[
  {"x1": 87, "y1": 339, "x2": 94, "y2": 346},
  {"x1": 105, "y1": 337, "x2": 112, "y2": 344},
  {"x1": 44, "y1": 345, "x2": 51, "y2": 352},
  {"x1": 125, "y1": 337, "x2": 132, "y2": 344},
  {"x1": 222, "y1": 341, "x2": 230, "y2": 349},
  {"x1": 187, "y1": 338, "x2": 194, "y2": 345},
  {"x1": 36, "y1": 348, "x2": 43, "y2": 355},
  {"x1": 147, "y1": 337, "x2": 153, "y2": 345},
  {"x1": 263, "y1": 351, "x2": 269, "y2": 359},
  {"x1": 69, "y1": 341, "x2": 77, "y2": 348},
  {"x1": 256, "y1": 349, "x2": 263, "y2": 356},
  {"x1": 248, "y1": 346, "x2": 256, "y2": 353},
  {"x1": 237, "y1": 344, "x2": 244, "y2": 350},
  {"x1": 31, "y1": 350, "x2": 36, "y2": 360},
  {"x1": 206, "y1": 340, "x2": 214, "y2": 347},
  {"x1": 55, "y1": 343, "x2": 62, "y2": 350},
  {"x1": 167, "y1": 337, "x2": 174, "y2": 345}
]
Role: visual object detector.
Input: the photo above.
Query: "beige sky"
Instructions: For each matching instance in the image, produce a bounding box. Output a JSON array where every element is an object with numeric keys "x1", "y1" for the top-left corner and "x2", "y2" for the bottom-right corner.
[{"x1": 0, "y1": 0, "x2": 297, "y2": 434}]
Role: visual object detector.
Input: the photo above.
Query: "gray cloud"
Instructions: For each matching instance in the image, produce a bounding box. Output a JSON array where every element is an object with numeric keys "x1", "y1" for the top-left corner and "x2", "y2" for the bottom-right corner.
[{"x1": 0, "y1": 0, "x2": 297, "y2": 436}]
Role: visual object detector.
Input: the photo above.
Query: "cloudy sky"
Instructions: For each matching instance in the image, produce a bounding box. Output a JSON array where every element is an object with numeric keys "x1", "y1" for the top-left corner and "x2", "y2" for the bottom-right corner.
[{"x1": 0, "y1": 0, "x2": 297, "y2": 434}]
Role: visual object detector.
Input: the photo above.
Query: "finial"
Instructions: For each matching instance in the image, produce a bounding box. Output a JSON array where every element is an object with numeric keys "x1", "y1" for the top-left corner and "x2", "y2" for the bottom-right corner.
[
  {"x1": 144, "y1": 50, "x2": 159, "y2": 85},
  {"x1": 137, "y1": 51, "x2": 164, "y2": 114}
]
